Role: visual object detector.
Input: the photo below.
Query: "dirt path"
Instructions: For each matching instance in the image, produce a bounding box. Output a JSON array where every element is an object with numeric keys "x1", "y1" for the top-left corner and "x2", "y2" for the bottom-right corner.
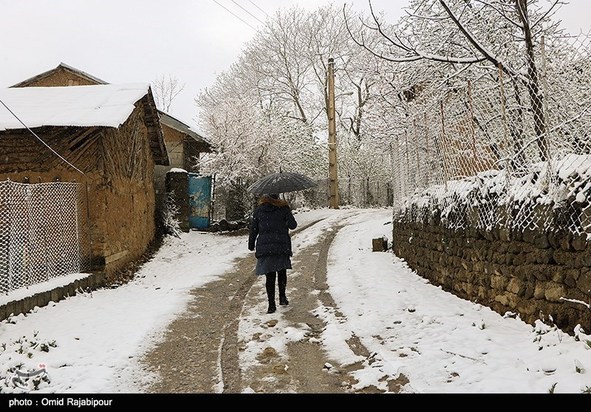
[{"x1": 138, "y1": 218, "x2": 406, "y2": 393}]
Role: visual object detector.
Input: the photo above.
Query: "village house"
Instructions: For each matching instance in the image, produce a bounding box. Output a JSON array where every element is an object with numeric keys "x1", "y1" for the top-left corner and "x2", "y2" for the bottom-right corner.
[
  {"x1": 0, "y1": 64, "x2": 215, "y2": 320},
  {"x1": 11, "y1": 63, "x2": 213, "y2": 214},
  {"x1": 0, "y1": 83, "x2": 167, "y2": 279},
  {"x1": 153, "y1": 111, "x2": 212, "y2": 214}
]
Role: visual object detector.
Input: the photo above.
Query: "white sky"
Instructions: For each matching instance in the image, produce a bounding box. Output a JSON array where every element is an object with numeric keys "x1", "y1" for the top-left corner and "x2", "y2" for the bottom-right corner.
[
  {"x1": 1, "y1": 208, "x2": 591, "y2": 394},
  {"x1": 0, "y1": 0, "x2": 588, "y2": 131}
]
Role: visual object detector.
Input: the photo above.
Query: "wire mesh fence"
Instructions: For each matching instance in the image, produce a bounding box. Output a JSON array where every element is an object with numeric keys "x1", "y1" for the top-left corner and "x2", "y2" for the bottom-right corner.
[
  {"x1": 0, "y1": 180, "x2": 91, "y2": 295},
  {"x1": 392, "y1": 33, "x2": 591, "y2": 239}
]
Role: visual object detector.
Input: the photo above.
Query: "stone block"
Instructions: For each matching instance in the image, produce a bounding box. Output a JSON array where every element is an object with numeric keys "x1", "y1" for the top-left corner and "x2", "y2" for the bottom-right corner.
[{"x1": 372, "y1": 236, "x2": 388, "y2": 252}]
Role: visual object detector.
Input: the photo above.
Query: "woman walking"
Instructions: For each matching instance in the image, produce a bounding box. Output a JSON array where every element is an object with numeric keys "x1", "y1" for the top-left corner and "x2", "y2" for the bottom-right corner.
[{"x1": 248, "y1": 193, "x2": 298, "y2": 313}]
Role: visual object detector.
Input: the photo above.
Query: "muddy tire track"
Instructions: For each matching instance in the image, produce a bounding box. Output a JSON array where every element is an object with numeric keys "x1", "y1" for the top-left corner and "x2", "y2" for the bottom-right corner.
[{"x1": 138, "y1": 218, "x2": 405, "y2": 393}]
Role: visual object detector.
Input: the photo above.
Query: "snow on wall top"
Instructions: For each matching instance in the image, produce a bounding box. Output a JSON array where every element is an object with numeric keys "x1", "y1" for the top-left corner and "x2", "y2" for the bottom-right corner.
[{"x1": 0, "y1": 83, "x2": 150, "y2": 131}]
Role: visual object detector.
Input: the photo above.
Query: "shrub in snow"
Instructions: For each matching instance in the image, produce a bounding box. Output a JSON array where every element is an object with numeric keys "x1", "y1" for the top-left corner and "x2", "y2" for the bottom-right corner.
[{"x1": 161, "y1": 191, "x2": 182, "y2": 238}]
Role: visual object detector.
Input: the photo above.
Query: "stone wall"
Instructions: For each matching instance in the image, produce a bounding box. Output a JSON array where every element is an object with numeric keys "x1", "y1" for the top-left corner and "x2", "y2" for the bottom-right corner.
[
  {"x1": 0, "y1": 272, "x2": 107, "y2": 322},
  {"x1": 392, "y1": 208, "x2": 591, "y2": 334}
]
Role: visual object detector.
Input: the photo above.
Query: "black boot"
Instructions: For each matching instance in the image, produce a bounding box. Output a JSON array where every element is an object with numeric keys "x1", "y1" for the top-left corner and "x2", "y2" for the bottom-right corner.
[
  {"x1": 265, "y1": 272, "x2": 277, "y2": 313},
  {"x1": 267, "y1": 302, "x2": 276, "y2": 314},
  {"x1": 278, "y1": 270, "x2": 289, "y2": 306}
]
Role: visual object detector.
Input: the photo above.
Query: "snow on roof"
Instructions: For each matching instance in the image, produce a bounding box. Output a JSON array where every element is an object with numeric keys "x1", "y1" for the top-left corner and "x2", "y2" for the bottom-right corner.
[{"x1": 0, "y1": 83, "x2": 150, "y2": 131}]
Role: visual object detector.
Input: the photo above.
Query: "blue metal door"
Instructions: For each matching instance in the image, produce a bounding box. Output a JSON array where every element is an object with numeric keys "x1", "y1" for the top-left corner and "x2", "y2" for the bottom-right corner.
[{"x1": 188, "y1": 174, "x2": 212, "y2": 230}]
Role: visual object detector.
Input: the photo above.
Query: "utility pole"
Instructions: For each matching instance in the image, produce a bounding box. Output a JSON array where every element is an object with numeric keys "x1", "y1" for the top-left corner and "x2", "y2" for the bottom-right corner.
[{"x1": 327, "y1": 57, "x2": 339, "y2": 209}]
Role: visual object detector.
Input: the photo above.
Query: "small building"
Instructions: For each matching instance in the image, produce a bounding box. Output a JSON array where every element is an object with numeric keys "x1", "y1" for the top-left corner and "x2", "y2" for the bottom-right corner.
[
  {"x1": 154, "y1": 111, "x2": 212, "y2": 220},
  {"x1": 13, "y1": 63, "x2": 213, "y2": 227},
  {"x1": 0, "y1": 83, "x2": 168, "y2": 277}
]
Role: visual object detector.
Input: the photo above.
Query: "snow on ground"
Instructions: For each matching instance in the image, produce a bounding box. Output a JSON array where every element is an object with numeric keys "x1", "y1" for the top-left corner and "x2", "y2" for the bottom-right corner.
[{"x1": 0, "y1": 208, "x2": 590, "y2": 396}]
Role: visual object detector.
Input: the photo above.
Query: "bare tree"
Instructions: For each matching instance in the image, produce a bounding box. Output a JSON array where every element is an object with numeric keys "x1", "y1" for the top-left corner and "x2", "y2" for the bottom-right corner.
[
  {"x1": 195, "y1": 4, "x2": 398, "y2": 207},
  {"x1": 346, "y1": 0, "x2": 566, "y2": 161},
  {"x1": 152, "y1": 74, "x2": 186, "y2": 113}
]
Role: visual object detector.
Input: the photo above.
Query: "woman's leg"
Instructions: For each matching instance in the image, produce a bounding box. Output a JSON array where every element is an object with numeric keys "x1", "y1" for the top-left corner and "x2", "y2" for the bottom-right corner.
[
  {"x1": 265, "y1": 272, "x2": 277, "y2": 313},
  {"x1": 278, "y1": 269, "x2": 288, "y2": 305}
]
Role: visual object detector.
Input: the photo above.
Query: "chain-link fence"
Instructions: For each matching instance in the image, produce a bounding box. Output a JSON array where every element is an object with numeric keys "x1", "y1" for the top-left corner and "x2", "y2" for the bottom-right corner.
[
  {"x1": 0, "y1": 180, "x2": 91, "y2": 295},
  {"x1": 392, "y1": 33, "x2": 591, "y2": 238}
]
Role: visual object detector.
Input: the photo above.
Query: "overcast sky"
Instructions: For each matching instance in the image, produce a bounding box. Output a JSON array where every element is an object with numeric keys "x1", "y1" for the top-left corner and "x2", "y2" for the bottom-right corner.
[{"x1": 0, "y1": 0, "x2": 588, "y2": 131}]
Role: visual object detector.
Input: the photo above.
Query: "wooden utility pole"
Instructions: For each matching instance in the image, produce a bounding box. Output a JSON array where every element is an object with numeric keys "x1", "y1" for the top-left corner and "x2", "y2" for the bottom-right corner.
[{"x1": 327, "y1": 57, "x2": 339, "y2": 209}]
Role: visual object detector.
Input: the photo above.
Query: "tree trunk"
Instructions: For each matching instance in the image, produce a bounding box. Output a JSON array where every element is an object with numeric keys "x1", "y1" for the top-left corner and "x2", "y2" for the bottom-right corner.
[{"x1": 516, "y1": 0, "x2": 549, "y2": 161}]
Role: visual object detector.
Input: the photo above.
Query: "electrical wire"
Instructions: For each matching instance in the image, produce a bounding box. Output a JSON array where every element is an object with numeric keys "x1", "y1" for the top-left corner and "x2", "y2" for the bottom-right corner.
[
  {"x1": 0, "y1": 98, "x2": 85, "y2": 175},
  {"x1": 231, "y1": 0, "x2": 265, "y2": 24},
  {"x1": 247, "y1": 0, "x2": 268, "y2": 18},
  {"x1": 212, "y1": 0, "x2": 258, "y2": 31}
]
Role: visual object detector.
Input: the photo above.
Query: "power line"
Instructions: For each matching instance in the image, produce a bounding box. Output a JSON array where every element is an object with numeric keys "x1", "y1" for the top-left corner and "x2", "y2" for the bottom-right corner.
[
  {"x1": 231, "y1": 0, "x2": 265, "y2": 24},
  {"x1": 0, "y1": 98, "x2": 85, "y2": 175},
  {"x1": 247, "y1": 0, "x2": 269, "y2": 18},
  {"x1": 212, "y1": 0, "x2": 258, "y2": 31}
]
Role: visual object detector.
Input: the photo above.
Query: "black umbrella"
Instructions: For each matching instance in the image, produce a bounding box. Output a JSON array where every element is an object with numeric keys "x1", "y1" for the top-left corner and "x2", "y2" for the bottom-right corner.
[{"x1": 247, "y1": 171, "x2": 318, "y2": 195}]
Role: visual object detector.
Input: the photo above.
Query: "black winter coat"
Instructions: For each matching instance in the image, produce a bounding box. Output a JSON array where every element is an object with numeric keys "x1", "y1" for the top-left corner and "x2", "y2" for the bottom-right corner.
[{"x1": 248, "y1": 197, "x2": 297, "y2": 258}]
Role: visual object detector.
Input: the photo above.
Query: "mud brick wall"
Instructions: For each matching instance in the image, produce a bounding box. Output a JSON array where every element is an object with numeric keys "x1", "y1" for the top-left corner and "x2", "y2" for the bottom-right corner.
[
  {"x1": 95, "y1": 178, "x2": 157, "y2": 276},
  {"x1": 392, "y1": 216, "x2": 591, "y2": 334},
  {"x1": 14, "y1": 68, "x2": 100, "y2": 87}
]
